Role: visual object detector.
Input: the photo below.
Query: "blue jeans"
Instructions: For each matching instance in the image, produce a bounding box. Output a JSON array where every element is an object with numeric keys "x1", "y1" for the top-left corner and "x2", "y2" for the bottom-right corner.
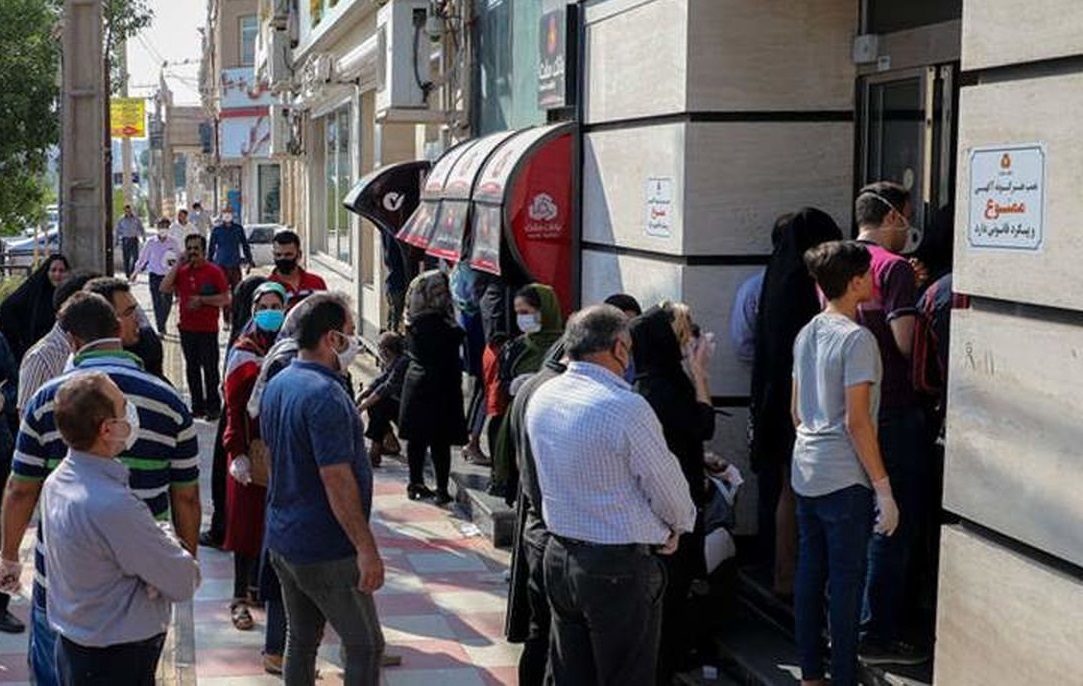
[
  {"x1": 862, "y1": 407, "x2": 928, "y2": 644},
  {"x1": 30, "y1": 600, "x2": 60, "y2": 686},
  {"x1": 794, "y1": 484, "x2": 874, "y2": 686}
]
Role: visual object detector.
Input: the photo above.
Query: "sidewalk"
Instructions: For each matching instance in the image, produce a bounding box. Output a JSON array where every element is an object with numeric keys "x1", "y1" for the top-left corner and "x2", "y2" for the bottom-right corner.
[{"x1": 0, "y1": 277, "x2": 522, "y2": 685}]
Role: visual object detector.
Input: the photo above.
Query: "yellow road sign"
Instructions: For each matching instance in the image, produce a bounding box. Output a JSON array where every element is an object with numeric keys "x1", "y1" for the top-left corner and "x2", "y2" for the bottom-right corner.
[{"x1": 110, "y1": 97, "x2": 146, "y2": 138}]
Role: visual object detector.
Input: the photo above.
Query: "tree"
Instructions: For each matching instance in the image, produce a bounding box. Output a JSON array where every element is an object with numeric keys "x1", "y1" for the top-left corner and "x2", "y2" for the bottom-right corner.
[
  {"x1": 104, "y1": 0, "x2": 154, "y2": 95},
  {"x1": 0, "y1": 0, "x2": 61, "y2": 234}
]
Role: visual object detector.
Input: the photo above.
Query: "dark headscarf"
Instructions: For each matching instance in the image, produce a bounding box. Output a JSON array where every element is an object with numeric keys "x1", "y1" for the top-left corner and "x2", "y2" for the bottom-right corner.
[
  {"x1": 0, "y1": 254, "x2": 71, "y2": 361},
  {"x1": 749, "y1": 207, "x2": 842, "y2": 471},
  {"x1": 631, "y1": 305, "x2": 715, "y2": 504}
]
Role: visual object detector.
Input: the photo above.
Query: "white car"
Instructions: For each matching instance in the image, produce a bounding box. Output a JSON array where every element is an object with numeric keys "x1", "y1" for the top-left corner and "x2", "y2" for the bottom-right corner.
[{"x1": 245, "y1": 223, "x2": 287, "y2": 267}]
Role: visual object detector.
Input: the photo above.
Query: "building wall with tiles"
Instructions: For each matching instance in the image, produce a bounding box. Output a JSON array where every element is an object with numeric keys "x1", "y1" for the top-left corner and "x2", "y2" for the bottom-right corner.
[
  {"x1": 935, "y1": 1, "x2": 1083, "y2": 681},
  {"x1": 579, "y1": 0, "x2": 857, "y2": 533}
]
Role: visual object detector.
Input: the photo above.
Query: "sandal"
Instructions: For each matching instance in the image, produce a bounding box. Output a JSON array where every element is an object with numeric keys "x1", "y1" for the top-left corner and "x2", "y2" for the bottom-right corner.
[{"x1": 230, "y1": 601, "x2": 254, "y2": 631}]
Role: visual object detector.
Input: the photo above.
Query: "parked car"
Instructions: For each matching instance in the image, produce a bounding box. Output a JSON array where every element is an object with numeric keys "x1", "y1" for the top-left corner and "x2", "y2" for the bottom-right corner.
[
  {"x1": 245, "y1": 223, "x2": 286, "y2": 267},
  {"x1": 4, "y1": 227, "x2": 61, "y2": 267}
]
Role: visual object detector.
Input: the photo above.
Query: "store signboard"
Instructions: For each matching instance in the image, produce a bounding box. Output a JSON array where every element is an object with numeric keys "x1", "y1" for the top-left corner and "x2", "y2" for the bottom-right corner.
[
  {"x1": 110, "y1": 98, "x2": 146, "y2": 138},
  {"x1": 968, "y1": 144, "x2": 1045, "y2": 251}
]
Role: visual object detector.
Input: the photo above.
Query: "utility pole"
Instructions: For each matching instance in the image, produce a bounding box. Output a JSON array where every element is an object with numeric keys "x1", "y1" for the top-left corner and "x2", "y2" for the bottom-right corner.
[
  {"x1": 119, "y1": 40, "x2": 135, "y2": 210},
  {"x1": 61, "y1": 0, "x2": 108, "y2": 273}
]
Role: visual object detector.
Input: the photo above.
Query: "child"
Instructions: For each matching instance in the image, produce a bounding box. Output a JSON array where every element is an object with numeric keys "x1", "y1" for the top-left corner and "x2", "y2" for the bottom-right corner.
[
  {"x1": 357, "y1": 332, "x2": 407, "y2": 467},
  {"x1": 790, "y1": 240, "x2": 899, "y2": 686}
]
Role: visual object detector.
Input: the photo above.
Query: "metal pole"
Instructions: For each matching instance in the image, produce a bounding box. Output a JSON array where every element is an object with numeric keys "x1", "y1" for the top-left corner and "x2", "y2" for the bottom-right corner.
[
  {"x1": 60, "y1": 0, "x2": 107, "y2": 273},
  {"x1": 120, "y1": 40, "x2": 135, "y2": 209}
]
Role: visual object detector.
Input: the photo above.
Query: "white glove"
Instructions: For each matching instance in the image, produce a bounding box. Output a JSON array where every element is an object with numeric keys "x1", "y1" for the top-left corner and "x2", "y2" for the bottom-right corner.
[
  {"x1": 0, "y1": 557, "x2": 22, "y2": 595},
  {"x1": 872, "y1": 477, "x2": 899, "y2": 536},
  {"x1": 229, "y1": 455, "x2": 253, "y2": 485}
]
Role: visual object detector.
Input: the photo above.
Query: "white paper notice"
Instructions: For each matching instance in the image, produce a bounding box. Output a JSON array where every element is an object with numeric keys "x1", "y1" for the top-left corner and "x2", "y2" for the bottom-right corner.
[
  {"x1": 645, "y1": 177, "x2": 674, "y2": 238},
  {"x1": 968, "y1": 144, "x2": 1044, "y2": 251}
]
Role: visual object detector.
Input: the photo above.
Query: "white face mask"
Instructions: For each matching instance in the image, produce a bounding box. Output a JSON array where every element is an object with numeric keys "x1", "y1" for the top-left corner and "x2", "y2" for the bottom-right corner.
[
  {"x1": 517, "y1": 313, "x2": 542, "y2": 334},
  {"x1": 333, "y1": 331, "x2": 360, "y2": 372},
  {"x1": 108, "y1": 400, "x2": 140, "y2": 453},
  {"x1": 222, "y1": 213, "x2": 234, "y2": 224}
]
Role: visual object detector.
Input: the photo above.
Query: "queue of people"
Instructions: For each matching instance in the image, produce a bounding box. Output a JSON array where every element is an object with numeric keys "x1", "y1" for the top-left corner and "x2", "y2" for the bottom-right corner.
[{"x1": 0, "y1": 179, "x2": 961, "y2": 686}]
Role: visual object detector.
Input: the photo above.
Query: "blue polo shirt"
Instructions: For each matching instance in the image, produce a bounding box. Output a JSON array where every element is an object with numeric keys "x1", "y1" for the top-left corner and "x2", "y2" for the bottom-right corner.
[
  {"x1": 261, "y1": 359, "x2": 372, "y2": 564},
  {"x1": 14, "y1": 350, "x2": 199, "y2": 608}
]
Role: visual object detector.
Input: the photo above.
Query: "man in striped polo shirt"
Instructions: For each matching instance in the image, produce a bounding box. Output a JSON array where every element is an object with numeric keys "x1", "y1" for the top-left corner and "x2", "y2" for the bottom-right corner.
[{"x1": 0, "y1": 292, "x2": 200, "y2": 686}]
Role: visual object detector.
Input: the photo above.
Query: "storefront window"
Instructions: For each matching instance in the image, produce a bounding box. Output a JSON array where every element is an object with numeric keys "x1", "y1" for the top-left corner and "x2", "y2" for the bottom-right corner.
[
  {"x1": 866, "y1": 0, "x2": 961, "y2": 34},
  {"x1": 258, "y1": 164, "x2": 281, "y2": 223},
  {"x1": 473, "y1": 0, "x2": 548, "y2": 135},
  {"x1": 319, "y1": 104, "x2": 354, "y2": 265}
]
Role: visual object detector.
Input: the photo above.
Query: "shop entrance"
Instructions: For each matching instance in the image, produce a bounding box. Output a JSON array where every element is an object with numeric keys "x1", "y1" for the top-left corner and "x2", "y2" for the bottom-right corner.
[{"x1": 858, "y1": 64, "x2": 957, "y2": 259}]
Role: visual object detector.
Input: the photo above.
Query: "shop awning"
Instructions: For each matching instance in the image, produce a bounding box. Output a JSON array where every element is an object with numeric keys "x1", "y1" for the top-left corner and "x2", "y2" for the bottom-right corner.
[
  {"x1": 342, "y1": 160, "x2": 431, "y2": 236},
  {"x1": 396, "y1": 121, "x2": 576, "y2": 312}
]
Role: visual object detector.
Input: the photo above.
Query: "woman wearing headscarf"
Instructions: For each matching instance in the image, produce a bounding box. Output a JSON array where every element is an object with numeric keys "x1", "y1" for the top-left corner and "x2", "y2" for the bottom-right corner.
[
  {"x1": 490, "y1": 283, "x2": 563, "y2": 500},
  {"x1": 750, "y1": 207, "x2": 843, "y2": 597},
  {"x1": 203, "y1": 275, "x2": 273, "y2": 549},
  {"x1": 222, "y1": 281, "x2": 287, "y2": 637},
  {"x1": 398, "y1": 270, "x2": 468, "y2": 504},
  {"x1": 0, "y1": 255, "x2": 70, "y2": 362},
  {"x1": 631, "y1": 301, "x2": 716, "y2": 682}
]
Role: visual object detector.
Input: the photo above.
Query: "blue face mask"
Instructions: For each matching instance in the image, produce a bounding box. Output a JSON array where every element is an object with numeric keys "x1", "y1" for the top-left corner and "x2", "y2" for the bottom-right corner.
[{"x1": 253, "y1": 309, "x2": 285, "y2": 332}]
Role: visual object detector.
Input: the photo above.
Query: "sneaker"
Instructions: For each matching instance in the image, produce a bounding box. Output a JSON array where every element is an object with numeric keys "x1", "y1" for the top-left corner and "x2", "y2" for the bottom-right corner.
[
  {"x1": 198, "y1": 531, "x2": 223, "y2": 549},
  {"x1": 0, "y1": 610, "x2": 26, "y2": 634},
  {"x1": 434, "y1": 490, "x2": 453, "y2": 506},
  {"x1": 859, "y1": 640, "x2": 930, "y2": 666},
  {"x1": 205, "y1": 408, "x2": 222, "y2": 421}
]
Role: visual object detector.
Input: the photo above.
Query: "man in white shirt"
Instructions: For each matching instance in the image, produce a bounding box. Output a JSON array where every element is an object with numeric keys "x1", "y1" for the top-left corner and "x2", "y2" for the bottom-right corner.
[
  {"x1": 132, "y1": 218, "x2": 183, "y2": 334},
  {"x1": 169, "y1": 209, "x2": 200, "y2": 247},
  {"x1": 188, "y1": 202, "x2": 211, "y2": 237},
  {"x1": 526, "y1": 304, "x2": 696, "y2": 686}
]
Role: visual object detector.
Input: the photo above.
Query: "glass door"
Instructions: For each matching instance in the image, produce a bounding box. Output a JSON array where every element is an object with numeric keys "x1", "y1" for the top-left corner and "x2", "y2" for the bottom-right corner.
[{"x1": 859, "y1": 65, "x2": 956, "y2": 255}]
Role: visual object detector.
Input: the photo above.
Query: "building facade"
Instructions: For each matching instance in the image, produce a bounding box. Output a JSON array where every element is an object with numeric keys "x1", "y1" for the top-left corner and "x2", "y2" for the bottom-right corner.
[
  {"x1": 249, "y1": 2, "x2": 1082, "y2": 677},
  {"x1": 203, "y1": 0, "x2": 281, "y2": 227}
]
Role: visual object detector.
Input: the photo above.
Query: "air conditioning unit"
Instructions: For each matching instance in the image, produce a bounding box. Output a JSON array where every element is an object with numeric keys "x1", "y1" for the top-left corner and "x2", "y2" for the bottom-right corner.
[
  {"x1": 375, "y1": 0, "x2": 431, "y2": 116},
  {"x1": 267, "y1": 29, "x2": 291, "y2": 91}
]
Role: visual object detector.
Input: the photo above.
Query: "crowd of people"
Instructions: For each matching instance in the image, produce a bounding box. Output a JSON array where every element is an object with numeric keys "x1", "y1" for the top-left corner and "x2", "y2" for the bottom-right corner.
[{"x1": 0, "y1": 179, "x2": 961, "y2": 686}]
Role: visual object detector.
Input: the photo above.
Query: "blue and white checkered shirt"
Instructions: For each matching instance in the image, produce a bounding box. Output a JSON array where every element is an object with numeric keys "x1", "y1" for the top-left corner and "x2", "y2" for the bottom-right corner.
[{"x1": 525, "y1": 361, "x2": 696, "y2": 545}]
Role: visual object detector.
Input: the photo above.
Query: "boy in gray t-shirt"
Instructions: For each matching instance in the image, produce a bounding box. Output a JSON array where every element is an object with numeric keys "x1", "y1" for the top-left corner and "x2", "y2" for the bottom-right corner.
[{"x1": 790, "y1": 240, "x2": 899, "y2": 686}]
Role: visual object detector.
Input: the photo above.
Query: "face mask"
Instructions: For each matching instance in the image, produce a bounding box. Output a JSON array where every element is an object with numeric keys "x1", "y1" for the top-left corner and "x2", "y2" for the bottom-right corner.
[
  {"x1": 158, "y1": 229, "x2": 169, "y2": 239},
  {"x1": 275, "y1": 258, "x2": 298, "y2": 275},
  {"x1": 222, "y1": 214, "x2": 234, "y2": 224},
  {"x1": 253, "y1": 309, "x2": 285, "y2": 332},
  {"x1": 333, "y1": 331, "x2": 360, "y2": 371},
  {"x1": 516, "y1": 313, "x2": 542, "y2": 334},
  {"x1": 108, "y1": 400, "x2": 140, "y2": 453}
]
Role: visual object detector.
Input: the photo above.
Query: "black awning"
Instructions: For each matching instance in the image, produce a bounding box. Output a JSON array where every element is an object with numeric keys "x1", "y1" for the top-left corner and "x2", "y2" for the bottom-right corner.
[{"x1": 342, "y1": 160, "x2": 431, "y2": 236}]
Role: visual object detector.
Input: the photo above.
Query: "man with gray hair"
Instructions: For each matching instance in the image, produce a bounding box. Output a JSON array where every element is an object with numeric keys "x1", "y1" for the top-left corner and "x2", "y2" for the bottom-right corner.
[{"x1": 526, "y1": 304, "x2": 696, "y2": 686}]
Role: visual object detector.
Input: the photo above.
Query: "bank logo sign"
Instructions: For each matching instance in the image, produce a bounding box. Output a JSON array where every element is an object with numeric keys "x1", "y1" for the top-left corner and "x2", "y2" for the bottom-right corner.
[{"x1": 968, "y1": 144, "x2": 1045, "y2": 251}]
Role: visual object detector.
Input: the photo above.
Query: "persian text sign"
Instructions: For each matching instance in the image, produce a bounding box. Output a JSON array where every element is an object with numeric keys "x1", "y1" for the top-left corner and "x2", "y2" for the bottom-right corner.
[
  {"x1": 110, "y1": 98, "x2": 146, "y2": 138},
  {"x1": 968, "y1": 144, "x2": 1044, "y2": 251}
]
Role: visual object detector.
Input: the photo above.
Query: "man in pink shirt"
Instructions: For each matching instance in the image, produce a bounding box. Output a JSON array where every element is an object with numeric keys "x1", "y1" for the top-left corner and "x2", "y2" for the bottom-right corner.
[{"x1": 853, "y1": 182, "x2": 928, "y2": 666}]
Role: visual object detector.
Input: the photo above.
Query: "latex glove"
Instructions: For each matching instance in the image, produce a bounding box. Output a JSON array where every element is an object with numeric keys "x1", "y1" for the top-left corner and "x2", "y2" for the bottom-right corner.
[
  {"x1": 873, "y1": 477, "x2": 899, "y2": 536},
  {"x1": 146, "y1": 585, "x2": 161, "y2": 599},
  {"x1": 0, "y1": 557, "x2": 22, "y2": 595},
  {"x1": 229, "y1": 455, "x2": 253, "y2": 485}
]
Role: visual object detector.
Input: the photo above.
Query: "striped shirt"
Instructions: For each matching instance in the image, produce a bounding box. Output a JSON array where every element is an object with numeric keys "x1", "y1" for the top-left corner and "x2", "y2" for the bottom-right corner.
[
  {"x1": 14, "y1": 350, "x2": 199, "y2": 608},
  {"x1": 17, "y1": 324, "x2": 71, "y2": 412},
  {"x1": 525, "y1": 361, "x2": 696, "y2": 545}
]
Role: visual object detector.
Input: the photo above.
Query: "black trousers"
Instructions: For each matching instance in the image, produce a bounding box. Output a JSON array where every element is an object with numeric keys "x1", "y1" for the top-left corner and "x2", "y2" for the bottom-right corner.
[
  {"x1": 179, "y1": 330, "x2": 221, "y2": 415},
  {"x1": 518, "y1": 525, "x2": 551, "y2": 686},
  {"x1": 121, "y1": 238, "x2": 140, "y2": 277},
  {"x1": 147, "y1": 273, "x2": 173, "y2": 334},
  {"x1": 406, "y1": 440, "x2": 451, "y2": 493},
  {"x1": 56, "y1": 633, "x2": 166, "y2": 686},
  {"x1": 544, "y1": 536, "x2": 666, "y2": 686},
  {"x1": 364, "y1": 396, "x2": 399, "y2": 442},
  {"x1": 208, "y1": 417, "x2": 228, "y2": 542}
]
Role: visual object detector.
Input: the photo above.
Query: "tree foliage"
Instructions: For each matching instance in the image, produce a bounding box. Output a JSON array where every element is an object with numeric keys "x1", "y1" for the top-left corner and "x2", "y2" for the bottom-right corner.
[
  {"x1": 105, "y1": 0, "x2": 154, "y2": 95},
  {"x1": 0, "y1": 0, "x2": 61, "y2": 233}
]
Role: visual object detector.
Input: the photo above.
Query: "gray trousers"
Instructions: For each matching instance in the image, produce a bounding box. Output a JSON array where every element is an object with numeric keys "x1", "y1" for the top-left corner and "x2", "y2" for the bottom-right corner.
[{"x1": 270, "y1": 552, "x2": 386, "y2": 685}]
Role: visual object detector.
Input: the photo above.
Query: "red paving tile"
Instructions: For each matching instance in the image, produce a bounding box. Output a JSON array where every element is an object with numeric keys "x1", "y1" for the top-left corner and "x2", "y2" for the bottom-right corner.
[
  {"x1": 194, "y1": 646, "x2": 268, "y2": 677},
  {"x1": 445, "y1": 612, "x2": 509, "y2": 642},
  {"x1": 381, "y1": 639, "x2": 472, "y2": 669},
  {"x1": 481, "y1": 666, "x2": 519, "y2": 685}
]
